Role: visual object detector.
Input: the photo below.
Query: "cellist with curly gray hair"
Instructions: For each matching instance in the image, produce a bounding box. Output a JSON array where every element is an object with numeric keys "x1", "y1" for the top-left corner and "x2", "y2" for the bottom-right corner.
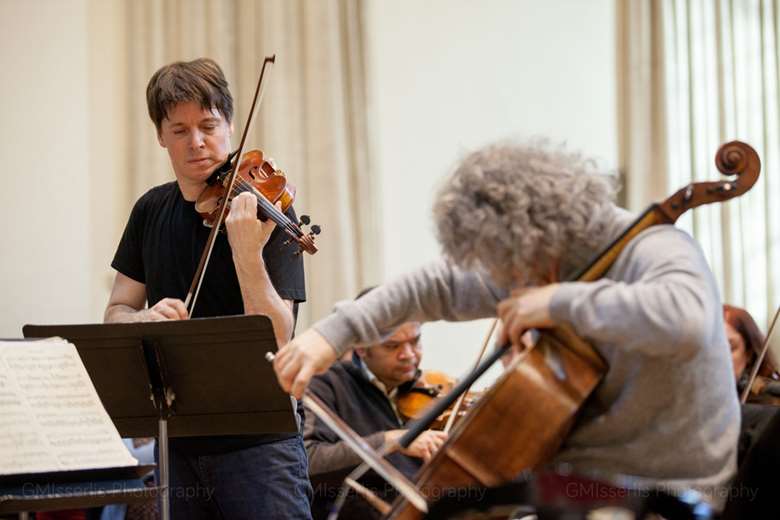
[{"x1": 274, "y1": 139, "x2": 739, "y2": 509}]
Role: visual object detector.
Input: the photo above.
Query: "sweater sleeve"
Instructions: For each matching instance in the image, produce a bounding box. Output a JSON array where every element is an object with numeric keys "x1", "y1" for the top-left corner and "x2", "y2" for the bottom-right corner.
[
  {"x1": 303, "y1": 377, "x2": 387, "y2": 475},
  {"x1": 549, "y1": 226, "x2": 718, "y2": 357},
  {"x1": 314, "y1": 258, "x2": 505, "y2": 356}
]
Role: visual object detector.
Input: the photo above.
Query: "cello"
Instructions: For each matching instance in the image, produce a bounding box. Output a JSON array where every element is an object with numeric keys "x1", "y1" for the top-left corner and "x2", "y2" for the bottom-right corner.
[{"x1": 385, "y1": 140, "x2": 761, "y2": 519}]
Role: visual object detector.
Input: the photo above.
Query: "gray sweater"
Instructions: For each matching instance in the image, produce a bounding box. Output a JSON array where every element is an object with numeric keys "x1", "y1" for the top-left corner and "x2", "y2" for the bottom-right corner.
[{"x1": 314, "y1": 206, "x2": 739, "y2": 506}]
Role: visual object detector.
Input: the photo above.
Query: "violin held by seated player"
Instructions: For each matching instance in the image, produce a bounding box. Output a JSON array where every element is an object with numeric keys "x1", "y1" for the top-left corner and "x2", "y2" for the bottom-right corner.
[{"x1": 395, "y1": 370, "x2": 481, "y2": 430}]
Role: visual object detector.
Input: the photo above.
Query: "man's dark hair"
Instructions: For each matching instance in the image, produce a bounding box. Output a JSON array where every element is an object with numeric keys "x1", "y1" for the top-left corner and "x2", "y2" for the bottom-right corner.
[{"x1": 146, "y1": 58, "x2": 233, "y2": 131}]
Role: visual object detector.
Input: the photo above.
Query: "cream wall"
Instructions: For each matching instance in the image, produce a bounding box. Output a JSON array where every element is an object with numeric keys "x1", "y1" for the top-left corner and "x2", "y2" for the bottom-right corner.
[
  {"x1": 0, "y1": 0, "x2": 128, "y2": 338},
  {"x1": 364, "y1": 0, "x2": 617, "y2": 385},
  {"x1": 86, "y1": 0, "x2": 130, "y2": 325},
  {"x1": 0, "y1": 0, "x2": 92, "y2": 336}
]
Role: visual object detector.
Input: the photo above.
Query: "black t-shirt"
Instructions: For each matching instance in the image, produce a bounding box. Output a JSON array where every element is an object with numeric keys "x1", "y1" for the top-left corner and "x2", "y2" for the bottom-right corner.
[{"x1": 112, "y1": 181, "x2": 306, "y2": 454}]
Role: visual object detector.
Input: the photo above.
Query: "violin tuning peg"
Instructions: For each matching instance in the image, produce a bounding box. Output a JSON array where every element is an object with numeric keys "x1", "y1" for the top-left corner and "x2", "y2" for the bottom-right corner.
[
  {"x1": 310, "y1": 225, "x2": 321, "y2": 235},
  {"x1": 299, "y1": 215, "x2": 311, "y2": 226}
]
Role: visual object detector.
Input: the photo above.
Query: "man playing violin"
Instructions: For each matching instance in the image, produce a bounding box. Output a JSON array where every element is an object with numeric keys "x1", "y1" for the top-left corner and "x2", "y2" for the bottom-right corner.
[
  {"x1": 105, "y1": 58, "x2": 311, "y2": 519},
  {"x1": 274, "y1": 140, "x2": 740, "y2": 509},
  {"x1": 305, "y1": 288, "x2": 447, "y2": 518}
]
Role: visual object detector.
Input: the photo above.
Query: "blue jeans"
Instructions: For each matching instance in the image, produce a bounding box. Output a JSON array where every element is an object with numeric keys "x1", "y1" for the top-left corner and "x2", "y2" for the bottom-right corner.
[{"x1": 166, "y1": 436, "x2": 313, "y2": 519}]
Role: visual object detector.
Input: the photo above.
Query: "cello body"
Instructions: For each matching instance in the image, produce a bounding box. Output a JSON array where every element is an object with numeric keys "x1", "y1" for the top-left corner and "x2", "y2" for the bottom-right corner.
[{"x1": 389, "y1": 326, "x2": 605, "y2": 519}]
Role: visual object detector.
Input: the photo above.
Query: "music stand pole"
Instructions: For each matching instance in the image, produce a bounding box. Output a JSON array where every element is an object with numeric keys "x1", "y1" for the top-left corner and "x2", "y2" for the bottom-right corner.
[
  {"x1": 142, "y1": 337, "x2": 174, "y2": 520},
  {"x1": 159, "y1": 417, "x2": 170, "y2": 520}
]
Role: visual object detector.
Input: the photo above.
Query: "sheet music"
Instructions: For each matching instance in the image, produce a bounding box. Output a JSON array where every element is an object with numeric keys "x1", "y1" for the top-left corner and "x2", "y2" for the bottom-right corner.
[{"x1": 0, "y1": 338, "x2": 138, "y2": 475}]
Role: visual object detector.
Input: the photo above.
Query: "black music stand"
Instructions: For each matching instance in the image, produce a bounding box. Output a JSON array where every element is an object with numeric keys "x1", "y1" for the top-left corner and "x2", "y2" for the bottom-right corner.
[{"x1": 23, "y1": 315, "x2": 297, "y2": 520}]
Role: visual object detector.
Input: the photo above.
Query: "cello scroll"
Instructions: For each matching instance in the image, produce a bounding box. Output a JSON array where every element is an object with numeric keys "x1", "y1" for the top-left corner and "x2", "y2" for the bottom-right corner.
[{"x1": 659, "y1": 140, "x2": 760, "y2": 222}]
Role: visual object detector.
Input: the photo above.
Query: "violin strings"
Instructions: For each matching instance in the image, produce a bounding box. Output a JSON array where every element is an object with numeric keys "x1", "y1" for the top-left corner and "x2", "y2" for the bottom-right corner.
[
  {"x1": 230, "y1": 178, "x2": 289, "y2": 225},
  {"x1": 232, "y1": 179, "x2": 299, "y2": 235},
  {"x1": 225, "y1": 174, "x2": 315, "y2": 251},
  {"x1": 228, "y1": 179, "x2": 304, "y2": 240}
]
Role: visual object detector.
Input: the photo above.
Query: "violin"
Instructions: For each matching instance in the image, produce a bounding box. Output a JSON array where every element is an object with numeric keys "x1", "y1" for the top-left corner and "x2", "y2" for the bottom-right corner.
[
  {"x1": 194, "y1": 148, "x2": 320, "y2": 255},
  {"x1": 395, "y1": 371, "x2": 480, "y2": 430},
  {"x1": 743, "y1": 374, "x2": 780, "y2": 406},
  {"x1": 741, "y1": 351, "x2": 780, "y2": 406}
]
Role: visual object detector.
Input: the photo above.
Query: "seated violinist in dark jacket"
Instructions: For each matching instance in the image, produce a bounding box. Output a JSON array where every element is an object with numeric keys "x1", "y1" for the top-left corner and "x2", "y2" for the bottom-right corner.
[{"x1": 303, "y1": 299, "x2": 447, "y2": 518}]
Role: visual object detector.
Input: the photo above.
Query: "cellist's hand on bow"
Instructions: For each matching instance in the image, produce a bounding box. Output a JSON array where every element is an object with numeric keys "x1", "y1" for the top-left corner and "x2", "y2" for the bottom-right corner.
[
  {"x1": 274, "y1": 328, "x2": 339, "y2": 399},
  {"x1": 384, "y1": 429, "x2": 448, "y2": 462},
  {"x1": 496, "y1": 284, "x2": 559, "y2": 350},
  {"x1": 225, "y1": 192, "x2": 279, "y2": 264}
]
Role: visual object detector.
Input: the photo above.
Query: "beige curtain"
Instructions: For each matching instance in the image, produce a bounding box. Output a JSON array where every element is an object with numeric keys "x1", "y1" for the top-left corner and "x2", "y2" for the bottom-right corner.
[
  {"x1": 619, "y1": 0, "x2": 780, "y2": 332},
  {"x1": 125, "y1": 0, "x2": 381, "y2": 327}
]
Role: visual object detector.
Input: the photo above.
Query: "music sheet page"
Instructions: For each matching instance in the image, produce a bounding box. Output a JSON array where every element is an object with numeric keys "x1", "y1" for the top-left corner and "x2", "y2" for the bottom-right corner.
[{"x1": 0, "y1": 338, "x2": 138, "y2": 475}]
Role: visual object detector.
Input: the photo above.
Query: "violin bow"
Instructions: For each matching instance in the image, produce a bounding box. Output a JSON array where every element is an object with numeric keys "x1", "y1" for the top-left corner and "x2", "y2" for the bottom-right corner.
[
  {"x1": 740, "y1": 305, "x2": 780, "y2": 403},
  {"x1": 184, "y1": 56, "x2": 276, "y2": 316}
]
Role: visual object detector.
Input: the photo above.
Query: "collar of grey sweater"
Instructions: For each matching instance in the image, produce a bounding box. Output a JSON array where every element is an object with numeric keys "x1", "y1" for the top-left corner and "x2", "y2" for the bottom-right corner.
[{"x1": 558, "y1": 205, "x2": 636, "y2": 282}]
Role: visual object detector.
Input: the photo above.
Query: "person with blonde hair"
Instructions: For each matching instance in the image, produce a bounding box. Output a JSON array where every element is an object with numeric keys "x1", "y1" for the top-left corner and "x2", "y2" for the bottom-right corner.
[{"x1": 274, "y1": 139, "x2": 739, "y2": 508}]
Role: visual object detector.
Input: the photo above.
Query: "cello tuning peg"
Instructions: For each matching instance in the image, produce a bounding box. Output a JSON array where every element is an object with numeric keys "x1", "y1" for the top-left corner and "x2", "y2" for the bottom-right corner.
[
  {"x1": 310, "y1": 225, "x2": 321, "y2": 235},
  {"x1": 299, "y1": 215, "x2": 311, "y2": 226}
]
